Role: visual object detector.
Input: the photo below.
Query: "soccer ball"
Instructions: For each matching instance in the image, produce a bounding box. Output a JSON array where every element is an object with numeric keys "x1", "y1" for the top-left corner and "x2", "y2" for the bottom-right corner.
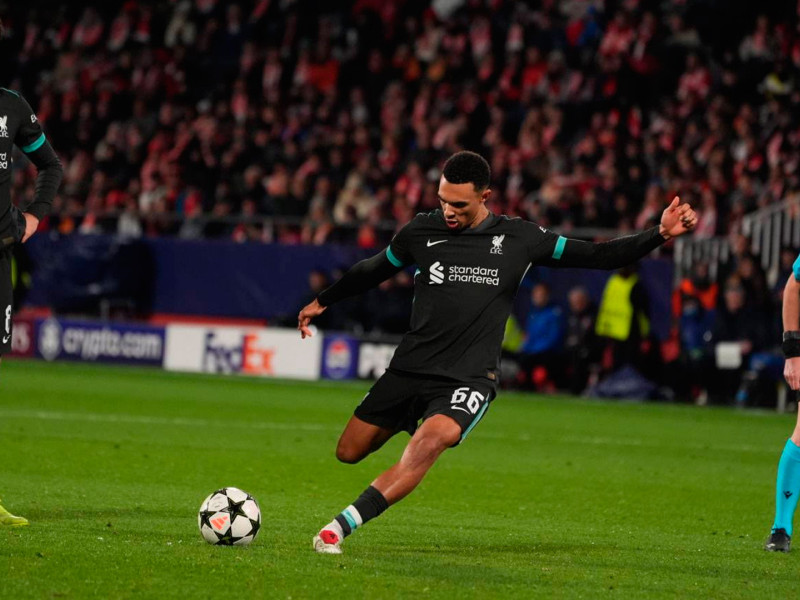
[{"x1": 198, "y1": 487, "x2": 261, "y2": 546}]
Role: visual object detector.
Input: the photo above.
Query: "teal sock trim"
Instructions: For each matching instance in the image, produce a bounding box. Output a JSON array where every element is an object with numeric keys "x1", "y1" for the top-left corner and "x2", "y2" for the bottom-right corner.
[
  {"x1": 552, "y1": 236, "x2": 567, "y2": 260},
  {"x1": 341, "y1": 509, "x2": 358, "y2": 531},
  {"x1": 386, "y1": 246, "x2": 403, "y2": 267},
  {"x1": 773, "y1": 439, "x2": 800, "y2": 535}
]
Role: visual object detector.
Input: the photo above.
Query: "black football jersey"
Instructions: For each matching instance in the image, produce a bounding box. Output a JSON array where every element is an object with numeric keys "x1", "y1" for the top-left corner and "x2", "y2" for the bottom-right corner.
[
  {"x1": 386, "y1": 209, "x2": 565, "y2": 384},
  {"x1": 0, "y1": 88, "x2": 47, "y2": 236}
]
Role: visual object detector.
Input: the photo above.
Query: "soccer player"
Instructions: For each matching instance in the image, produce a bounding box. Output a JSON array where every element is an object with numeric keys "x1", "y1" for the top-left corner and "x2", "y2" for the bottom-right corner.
[
  {"x1": 298, "y1": 151, "x2": 697, "y2": 554},
  {"x1": 765, "y1": 259, "x2": 800, "y2": 552},
  {"x1": 0, "y1": 85, "x2": 63, "y2": 526}
]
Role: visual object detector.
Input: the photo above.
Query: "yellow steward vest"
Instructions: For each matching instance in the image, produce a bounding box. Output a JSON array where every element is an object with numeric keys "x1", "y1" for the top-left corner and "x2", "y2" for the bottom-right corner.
[{"x1": 595, "y1": 274, "x2": 650, "y2": 341}]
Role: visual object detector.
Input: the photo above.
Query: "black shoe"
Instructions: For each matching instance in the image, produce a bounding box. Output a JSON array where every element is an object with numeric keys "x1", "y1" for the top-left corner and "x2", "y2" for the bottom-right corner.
[{"x1": 765, "y1": 528, "x2": 791, "y2": 552}]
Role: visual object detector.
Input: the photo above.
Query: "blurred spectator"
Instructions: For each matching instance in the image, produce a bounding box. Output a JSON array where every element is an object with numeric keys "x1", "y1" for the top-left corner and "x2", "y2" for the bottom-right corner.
[
  {"x1": 231, "y1": 199, "x2": 264, "y2": 243},
  {"x1": 178, "y1": 195, "x2": 205, "y2": 240},
  {"x1": 499, "y1": 314, "x2": 526, "y2": 388},
  {"x1": 595, "y1": 264, "x2": 652, "y2": 374},
  {"x1": 675, "y1": 294, "x2": 716, "y2": 404},
  {"x1": 563, "y1": 286, "x2": 599, "y2": 394},
  {"x1": 736, "y1": 253, "x2": 770, "y2": 312},
  {"x1": 707, "y1": 278, "x2": 766, "y2": 404},
  {"x1": 502, "y1": 314, "x2": 525, "y2": 354},
  {"x1": 517, "y1": 282, "x2": 565, "y2": 390},
  {"x1": 775, "y1": 248, "x2": 798, "y2": 293},
  {"x1": 300, "y1": 181, "x2": 334, "y2": 245},
  {"x1": 672, "y1": 261, "x2": 718, "y2": 318},
  {"x1": 117, "y1": 196, "x2": 142, "y2": 238}
]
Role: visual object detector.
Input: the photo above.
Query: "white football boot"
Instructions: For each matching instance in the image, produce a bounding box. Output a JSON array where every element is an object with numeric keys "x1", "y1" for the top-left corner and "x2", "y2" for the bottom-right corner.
[{"x1": 313, "y1": 529, "x2": 343, "y2": 554}]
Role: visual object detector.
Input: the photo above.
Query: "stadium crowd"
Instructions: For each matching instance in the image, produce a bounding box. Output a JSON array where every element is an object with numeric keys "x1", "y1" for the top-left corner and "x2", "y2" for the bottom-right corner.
[{"x1": 2, "y1": 0, "x2": 798, "y2": 246}]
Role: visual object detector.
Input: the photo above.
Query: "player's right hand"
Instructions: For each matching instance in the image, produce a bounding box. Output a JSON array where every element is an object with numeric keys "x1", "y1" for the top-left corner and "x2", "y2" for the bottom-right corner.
[
  {"x1": 22, "y1": 212, "x2": 39, "y2": 243},
  {"x1": 659, "y1": 196, "x2": 697, "y2": 239},
  {"x1": 298, "y1": 298, "x2": 326, "y2": 339},
  {"x1": 785, "y1": 357, "x2": 800, "y2": 390}
]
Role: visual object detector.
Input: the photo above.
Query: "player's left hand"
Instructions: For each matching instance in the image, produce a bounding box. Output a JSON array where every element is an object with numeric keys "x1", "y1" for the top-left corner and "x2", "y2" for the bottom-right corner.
[
  {"x1": 298, "y1": 298, "x2": 326, "y2": 339},
  {"x1": 785, "y1": 357, "x2": 800, "y2": 390},
  {"x1": 658, "y1": 196, "x2": 697, "y2": 240},
  {"x1": 21, "y1": 212, "x2": 39, "y2": 243}
]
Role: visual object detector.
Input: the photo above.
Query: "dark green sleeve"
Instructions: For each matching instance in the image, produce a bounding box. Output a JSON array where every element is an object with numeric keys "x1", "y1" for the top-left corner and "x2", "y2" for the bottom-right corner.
[
  {"x1": 22, "y1": 139, "x2": 63, "y2": 220},
  {"x1": 14, "y1": 94, "x2": 63, "y2": 220},
  {"x1": 540, "y1": 227, "x2": 667, "y2": 270}
]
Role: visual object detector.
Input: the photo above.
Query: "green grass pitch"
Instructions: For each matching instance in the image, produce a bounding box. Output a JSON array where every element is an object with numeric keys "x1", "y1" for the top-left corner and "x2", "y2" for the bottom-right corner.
[{"x1": 1, "y1": 360, "x2": 799, "y2": 599}]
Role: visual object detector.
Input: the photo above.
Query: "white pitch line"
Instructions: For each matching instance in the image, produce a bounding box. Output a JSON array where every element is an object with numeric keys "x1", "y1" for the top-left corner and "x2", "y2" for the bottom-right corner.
[{"x1": 0, "y1": 408, "x2": 332, "y2": 432}]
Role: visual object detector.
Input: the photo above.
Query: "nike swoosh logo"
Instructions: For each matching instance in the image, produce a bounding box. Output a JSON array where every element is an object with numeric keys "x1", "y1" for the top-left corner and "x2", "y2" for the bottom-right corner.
[
  {"x1": 2, "y1": 335, "x2": 9, "y2": 344},
  {"x1": 427, "y1": 239, "x2": 447, "y2": 247}
]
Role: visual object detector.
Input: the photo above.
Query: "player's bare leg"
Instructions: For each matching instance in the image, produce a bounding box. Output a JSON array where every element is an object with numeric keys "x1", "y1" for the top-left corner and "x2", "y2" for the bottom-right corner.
[
  {"x1": 335, "y1": 416, "x2": 397, "y2": 464},
  {"x1": 370, "y1": 415, "x2": 460, "y2": 503},
  {"x1": 314, "y1": 415, "x2": 460, "y2": 553}
]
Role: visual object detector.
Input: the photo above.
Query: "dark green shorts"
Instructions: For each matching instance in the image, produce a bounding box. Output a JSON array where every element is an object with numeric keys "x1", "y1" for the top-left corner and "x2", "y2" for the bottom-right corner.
[{"x1": 354, "y1": 368, "x2": 495, "y2": 444}]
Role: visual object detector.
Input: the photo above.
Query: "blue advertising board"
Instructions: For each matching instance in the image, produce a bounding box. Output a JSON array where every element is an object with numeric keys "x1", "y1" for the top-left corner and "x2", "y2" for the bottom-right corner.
[{"x1": 35, "y1": 318, "x2": 165, "y2": 366}]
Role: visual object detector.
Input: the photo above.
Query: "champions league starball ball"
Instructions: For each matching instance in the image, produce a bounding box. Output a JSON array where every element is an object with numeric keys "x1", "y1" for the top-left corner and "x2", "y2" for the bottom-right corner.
[{"x1": 198, "y1": 487, "x2": 261, "y2": 546}]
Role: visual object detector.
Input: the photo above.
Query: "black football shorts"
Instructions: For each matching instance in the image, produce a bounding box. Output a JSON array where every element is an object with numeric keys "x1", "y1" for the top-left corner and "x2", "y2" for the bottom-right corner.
[
  {"x1": 0, "y1": 246, "x2": 12, "y2": 355},
  {"x1": 354, "y1": 368, "x2": 496, "y2": 445}
]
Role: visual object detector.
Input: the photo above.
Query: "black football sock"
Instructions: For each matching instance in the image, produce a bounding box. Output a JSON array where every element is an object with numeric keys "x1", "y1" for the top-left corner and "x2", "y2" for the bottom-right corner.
[{"x1": 330, "y1": 485, "x2": 389, "y2": 538}]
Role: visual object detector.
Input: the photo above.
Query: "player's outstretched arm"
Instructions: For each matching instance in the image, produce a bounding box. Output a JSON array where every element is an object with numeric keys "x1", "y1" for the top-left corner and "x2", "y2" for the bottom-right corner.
[
  {"x1": 544, "y1": 196, "x2": 697, "y2": 270},
  {"x1": 297, "y1": 250, "x2": 403, "y2": 338},
  {"x1": 782, "y1": 274, "x2": 800, "y2": 389}
]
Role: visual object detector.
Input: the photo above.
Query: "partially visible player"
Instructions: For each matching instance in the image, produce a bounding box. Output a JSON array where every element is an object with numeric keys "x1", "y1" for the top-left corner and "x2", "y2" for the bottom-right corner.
[
  {"x1": 765, "y1": 257, "x2": 800, "y2": 552},
  {"x1": 298, "y1": 151, "x2": 697, "y2": 554},
  {"x1": 0, "y1": 82, "x2": 63, "y2": 525}
]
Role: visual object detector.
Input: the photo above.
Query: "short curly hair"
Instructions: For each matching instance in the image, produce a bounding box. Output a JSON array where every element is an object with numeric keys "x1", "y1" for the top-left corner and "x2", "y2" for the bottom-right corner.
[{"x1": 442, "y1": 151, "x2": 491, "y2": 191}]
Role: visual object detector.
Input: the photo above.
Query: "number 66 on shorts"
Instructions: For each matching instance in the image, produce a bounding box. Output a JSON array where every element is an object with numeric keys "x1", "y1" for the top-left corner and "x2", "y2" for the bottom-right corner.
[
  {"x1": 450, "y1": 387, "x2": 485, "y2": 415},
  {"x1": 353, "y1": 370, "x2": 495, "y2": 444}
]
